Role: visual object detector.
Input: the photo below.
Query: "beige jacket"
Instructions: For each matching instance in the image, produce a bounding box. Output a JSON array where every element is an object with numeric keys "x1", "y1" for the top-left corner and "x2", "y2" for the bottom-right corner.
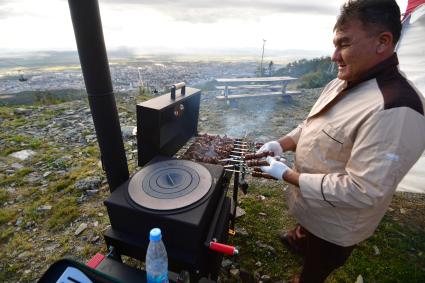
[{"x1": 285, "y1": 54, "x2": 425, "y2": 246}]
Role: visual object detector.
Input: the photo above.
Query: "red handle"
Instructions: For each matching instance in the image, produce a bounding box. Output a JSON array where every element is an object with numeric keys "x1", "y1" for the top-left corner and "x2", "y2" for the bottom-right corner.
[{"x1": 209, "y1": 242, "x2": 238, "y2": 255}]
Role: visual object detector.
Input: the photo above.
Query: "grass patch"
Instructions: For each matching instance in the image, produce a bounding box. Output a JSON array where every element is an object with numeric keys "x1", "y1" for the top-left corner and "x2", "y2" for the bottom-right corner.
[
  {"x1": 81, "y1": 145, "x2": 100, "y2": 158},
  {"x1": 48, "y1": 178, "x2": 73, "y2": 193},
  {"x1": 1, "y1": 117, "x2": 26, "y2": 127},
  {"x1": 0, "y1": 190, "x2": 9, "y2": 203},
  {"x1": 0, "y1": 226, "x2": 15, "y2": 243},
  {"x1": 0, "y1": 167, "x2": 33, "y2": 186},
  {"x1": 47, "y1": 197, "x2": 79, "y2": 231},
  {"x1": 330, "y1": 216, "x2": 425, "y2": 282},
  {"x1": 1, "y1": 146, "x2": 22, "y2": 156},
  {"x1": 6, "y1": 234, "x2": 33, "y2": 253},
  {"x1": 0, "y1": 209, "x2": 16, "y2": 226},
  {"x1": 0, "y1": 107, "x2": 13, "y2": 119},
  {"x1": 28, "y1": 138, "x2": 44, "y2": 149},
  {"x1": 227, "y1": 183, "x2": 300, "y2": 280},
  {"x1": 225, "y1": 180, "x2": 425, "y2": 282},
  {"x1": 8, "y1": 135, "x2": 26, "y2": 143}
]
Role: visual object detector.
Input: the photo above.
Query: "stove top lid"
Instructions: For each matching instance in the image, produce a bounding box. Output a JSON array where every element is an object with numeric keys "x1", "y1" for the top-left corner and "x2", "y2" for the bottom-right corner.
[{"x1": 128, "y1": 159, "x2": 212, "y2": 210}]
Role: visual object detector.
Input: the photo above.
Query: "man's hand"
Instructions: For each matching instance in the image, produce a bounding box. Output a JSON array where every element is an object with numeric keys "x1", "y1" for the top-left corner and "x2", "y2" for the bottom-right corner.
[
  {"x1": 260, "y1": 156, "x2": 289, "y2": 180},
  {"x1": 257, "y1": 141, "x2": 283, "y2": 156}
]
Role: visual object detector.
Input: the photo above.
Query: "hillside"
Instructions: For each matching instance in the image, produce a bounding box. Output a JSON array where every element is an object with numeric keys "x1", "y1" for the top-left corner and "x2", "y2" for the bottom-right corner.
[{"x1": 0, "y1": 88, "x2": 424, "y2": 282}]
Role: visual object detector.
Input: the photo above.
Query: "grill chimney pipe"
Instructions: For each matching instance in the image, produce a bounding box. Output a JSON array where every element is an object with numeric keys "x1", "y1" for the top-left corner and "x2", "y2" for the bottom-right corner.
[{"x1": 68, "y1": 0, "x2": 129, "y2": 192}]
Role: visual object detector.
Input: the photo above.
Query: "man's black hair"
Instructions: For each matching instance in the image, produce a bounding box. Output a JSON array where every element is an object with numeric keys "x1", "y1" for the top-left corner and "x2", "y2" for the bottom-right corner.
[{"x1": 334, "y1": 0, "x2": 402, "y2": 44}]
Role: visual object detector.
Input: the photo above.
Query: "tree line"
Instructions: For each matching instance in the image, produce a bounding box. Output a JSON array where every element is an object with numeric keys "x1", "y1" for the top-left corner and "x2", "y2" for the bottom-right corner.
[{"x1": 274, "y1": 56, "x2": 337, "y2": 89}]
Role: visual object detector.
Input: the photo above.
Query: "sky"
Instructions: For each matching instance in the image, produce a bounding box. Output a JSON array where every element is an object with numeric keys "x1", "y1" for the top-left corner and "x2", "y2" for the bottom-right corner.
[{"x1": 0, "y1": 0, "x2": 408, "y2": 56}]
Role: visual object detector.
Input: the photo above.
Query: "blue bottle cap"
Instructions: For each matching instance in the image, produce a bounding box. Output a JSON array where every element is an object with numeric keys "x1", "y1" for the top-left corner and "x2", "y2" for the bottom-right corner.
[{"x1": 149, "y1": 228, "x2": 162, "y2": 241}]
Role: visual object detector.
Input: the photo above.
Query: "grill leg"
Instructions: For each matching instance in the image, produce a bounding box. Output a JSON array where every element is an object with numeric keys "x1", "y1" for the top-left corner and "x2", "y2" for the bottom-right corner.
[
  {"x1": 230, "y1": 171, "x2": 239, "y2": 231},
  {"x1": 106, "y1": 245, "x2": 122, "y2": 263}
]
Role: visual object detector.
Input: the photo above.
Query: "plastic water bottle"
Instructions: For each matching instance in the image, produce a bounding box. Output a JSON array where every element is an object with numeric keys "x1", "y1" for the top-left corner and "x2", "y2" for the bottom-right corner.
[{"x1": 146, "y1": 228, "x2": 168, "y2": 283}]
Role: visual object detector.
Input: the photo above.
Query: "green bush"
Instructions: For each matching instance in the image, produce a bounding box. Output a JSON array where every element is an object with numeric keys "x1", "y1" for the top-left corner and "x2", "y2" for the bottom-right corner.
[
  {"x1": 274, "y1": 56, "x2": 337, "y2": 89},
  {"x1": 298, "y1": 71, "x2": 336, "y2": 89}
]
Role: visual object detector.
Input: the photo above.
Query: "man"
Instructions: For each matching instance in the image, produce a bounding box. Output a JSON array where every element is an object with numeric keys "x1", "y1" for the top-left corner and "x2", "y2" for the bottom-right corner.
[{"x1": 258, "y1": 0, "x2": 425, "y2": 282}]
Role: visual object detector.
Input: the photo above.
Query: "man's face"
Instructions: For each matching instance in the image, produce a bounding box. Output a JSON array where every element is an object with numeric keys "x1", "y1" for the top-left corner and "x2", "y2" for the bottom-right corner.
[{"x1": 332, "y1": 19, "x2": 381, "y2": 82}]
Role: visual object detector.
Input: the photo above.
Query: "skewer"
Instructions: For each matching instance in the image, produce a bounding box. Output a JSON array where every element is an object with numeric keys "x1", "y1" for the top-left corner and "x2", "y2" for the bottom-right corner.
[
  {"x1": 224, "y1": 164, "x2": 245, "y2": 168},
  {"x1": 219, "y1": 158, "x2": 244, "y2": 163},
  {"x1": 224, "y1": 169, "x2": 277, "y2": 180},
  {"x1": 229, "y1": 154, "x2": 244, "y2": 159},
  {"x1": 231, "y1": 150, "x2": 248, "y2": 154}
]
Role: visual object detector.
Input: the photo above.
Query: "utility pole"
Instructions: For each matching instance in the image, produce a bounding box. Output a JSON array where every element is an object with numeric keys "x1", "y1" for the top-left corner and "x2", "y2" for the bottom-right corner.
[
  {"x1": 260, "y1": 39, "x2": 266, "y2": 77},
  {"x1": 137, "y1": 67, "x2": 143, "y2": 87}
]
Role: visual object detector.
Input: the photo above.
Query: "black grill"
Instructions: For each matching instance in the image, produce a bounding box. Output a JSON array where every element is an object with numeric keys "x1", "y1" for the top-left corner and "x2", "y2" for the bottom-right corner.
[
  {"x1": 104, "y1": 86, "x2": 232, "y2": 279},
  {"x1": 67, "y1": 1, "x2": 237, "y2": 280}
]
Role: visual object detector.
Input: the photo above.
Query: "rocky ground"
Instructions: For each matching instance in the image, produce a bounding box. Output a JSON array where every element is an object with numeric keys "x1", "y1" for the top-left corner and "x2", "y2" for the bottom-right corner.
[{"x1": 0, "y1": 88, "x2": 424, "y2": 282}]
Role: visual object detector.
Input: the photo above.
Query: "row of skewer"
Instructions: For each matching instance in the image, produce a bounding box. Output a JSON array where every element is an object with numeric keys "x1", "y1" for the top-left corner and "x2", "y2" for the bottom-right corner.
[
  {"x1": 222, "y1": 140, "x2": 277, "y2": 180},
  {"x1": 179, "y1": 134, "x2": 277, "y2": 180}
]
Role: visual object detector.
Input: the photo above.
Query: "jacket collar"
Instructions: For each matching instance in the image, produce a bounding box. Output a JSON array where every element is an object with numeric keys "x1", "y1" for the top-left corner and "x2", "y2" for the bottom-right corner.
[{"x1": 307, "y1": 53, "x2": 399, "y2": 119}]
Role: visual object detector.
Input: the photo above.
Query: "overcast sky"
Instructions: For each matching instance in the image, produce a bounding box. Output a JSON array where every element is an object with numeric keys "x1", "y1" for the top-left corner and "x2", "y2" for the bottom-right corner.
[{"x1": 0, "y1": 0, "x2": 408, "y2": 56}]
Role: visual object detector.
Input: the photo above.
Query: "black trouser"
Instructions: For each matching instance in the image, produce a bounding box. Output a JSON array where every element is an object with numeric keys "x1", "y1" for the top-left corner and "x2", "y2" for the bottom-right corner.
[{"x1": 289, "y1": 225, "x2": 355, "y2": 283}]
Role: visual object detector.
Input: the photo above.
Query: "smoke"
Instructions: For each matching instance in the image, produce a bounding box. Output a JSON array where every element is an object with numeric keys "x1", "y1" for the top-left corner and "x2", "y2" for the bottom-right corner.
[{"x1": 220, "y1": 97, "x2": 284, "y2": 140}]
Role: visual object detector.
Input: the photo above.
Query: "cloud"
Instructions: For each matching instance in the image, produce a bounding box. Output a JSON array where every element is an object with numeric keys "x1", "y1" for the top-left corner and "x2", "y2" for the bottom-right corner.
[
  {"x1": 101, "y1": 0, "x2": 339, "y2": 23},
  {"x1": 0, "y1": 0, "x2": 19, "y2": 19}
]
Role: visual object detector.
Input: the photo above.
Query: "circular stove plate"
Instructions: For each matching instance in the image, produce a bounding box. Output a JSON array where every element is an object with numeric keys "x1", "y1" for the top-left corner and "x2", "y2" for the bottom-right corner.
[{"x1": 128, "y1": 159, "x2": 212, "y2": 210}]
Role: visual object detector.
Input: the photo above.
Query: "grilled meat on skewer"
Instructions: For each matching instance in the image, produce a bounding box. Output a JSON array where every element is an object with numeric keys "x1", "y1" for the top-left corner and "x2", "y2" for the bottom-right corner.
[
  {"x1": 243, "y1": 150, "x2": 274, "y2": 160},
  {"x1": 253, "y1": 167, "x2": 262, "y2": 172},
  {"x1": 246, "y1": 159, "x2": 269, "y2": 167},
  {"x1": 251, "y1": 171, "x2": 277, "y2": 180}
]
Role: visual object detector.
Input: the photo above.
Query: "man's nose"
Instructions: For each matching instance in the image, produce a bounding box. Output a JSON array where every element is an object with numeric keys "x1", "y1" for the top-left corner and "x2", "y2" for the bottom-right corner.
[{"x1": 331, "y1": 48, "x2": 340, "y2": 62}]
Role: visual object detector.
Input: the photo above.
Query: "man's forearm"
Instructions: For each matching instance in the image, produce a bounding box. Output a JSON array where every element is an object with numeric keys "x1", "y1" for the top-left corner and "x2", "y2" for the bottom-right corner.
[
  {"x1": 278, "y1": 136, "x2": 297, "y2": 152},
  {"x1": 283, "y1": 169, "x2": 300, "y2": 187}
]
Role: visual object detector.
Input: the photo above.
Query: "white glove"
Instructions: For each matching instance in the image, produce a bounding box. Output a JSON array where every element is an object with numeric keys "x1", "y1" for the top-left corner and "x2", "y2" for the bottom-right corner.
[
  {"x1": 260, "y1": 156, "x2": 289, "y2": 180},
  {"x1": 257, "y1": 141, "x2": 283, "y2": 156}
]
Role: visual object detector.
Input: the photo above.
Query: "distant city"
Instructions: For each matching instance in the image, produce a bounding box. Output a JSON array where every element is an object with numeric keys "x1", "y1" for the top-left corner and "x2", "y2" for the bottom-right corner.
[
  {"x1": 0, "y1": 60, "x2": 263, "y2": 95},
  {"x1": 0, "y1": 49, "x2": 327, "y2": 96}
]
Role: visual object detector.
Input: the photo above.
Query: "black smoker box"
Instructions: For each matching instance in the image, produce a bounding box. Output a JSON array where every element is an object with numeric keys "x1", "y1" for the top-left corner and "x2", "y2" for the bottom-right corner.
[
  {"x1": 104, "y1": 86, "x2": 231, "y2": 278},
  {"x1": 137, "y1": 86, "x2": 201, "y2": 166}
]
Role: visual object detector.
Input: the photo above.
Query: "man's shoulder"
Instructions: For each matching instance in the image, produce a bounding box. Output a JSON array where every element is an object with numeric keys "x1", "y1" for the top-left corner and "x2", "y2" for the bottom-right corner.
[
  {"x1": 376, "y1": 68, "x2": 424, "y2": 115},
  {"x1": 320, "y1": 78, "x2": 346, "y2": 97}
]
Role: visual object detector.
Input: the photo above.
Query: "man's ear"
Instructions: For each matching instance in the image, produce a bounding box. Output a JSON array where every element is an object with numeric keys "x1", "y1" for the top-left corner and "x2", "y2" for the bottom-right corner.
[{"x1": 376, "y1": 32, "x2": 394, "y2": 53}]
